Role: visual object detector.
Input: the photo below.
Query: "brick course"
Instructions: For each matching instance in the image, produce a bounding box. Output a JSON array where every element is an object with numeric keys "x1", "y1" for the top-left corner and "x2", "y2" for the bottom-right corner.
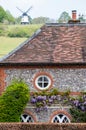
[{"x1": 0, "y1": 67, "x2": 6, "y2": 95}]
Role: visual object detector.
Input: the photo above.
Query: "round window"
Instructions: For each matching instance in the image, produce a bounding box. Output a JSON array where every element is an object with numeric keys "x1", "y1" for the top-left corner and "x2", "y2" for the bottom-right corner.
[
  {"x1": 35, "y1": 75, "x2": 51, "y2": 90},
  {"x1": 20, "y1": 114, "x2": 34, "y2": 123},
  {"x1": 52, "y1": 114, "x2": 70, "y2": 123}
]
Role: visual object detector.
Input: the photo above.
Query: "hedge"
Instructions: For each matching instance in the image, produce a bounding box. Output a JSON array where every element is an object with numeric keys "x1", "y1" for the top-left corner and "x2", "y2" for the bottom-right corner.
[
  {"x1": 0, "y1": 80, "x2": 30, "y2": 122},
  {"x1": 0, "y1": 123, "x2": 86, "y2": 130}
]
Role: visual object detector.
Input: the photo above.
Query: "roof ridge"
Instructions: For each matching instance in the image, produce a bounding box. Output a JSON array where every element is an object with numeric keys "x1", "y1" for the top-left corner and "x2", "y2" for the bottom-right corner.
[{"x1": 45, "y1": 23, "x2": 86, "y2": 26}]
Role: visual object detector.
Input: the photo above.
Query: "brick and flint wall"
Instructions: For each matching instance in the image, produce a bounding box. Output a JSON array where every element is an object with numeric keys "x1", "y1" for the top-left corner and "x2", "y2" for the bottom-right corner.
[
  {"x1": 4, "y1": 67, "x2": 86, "y2": 92},
  {"x1": 0, "y1": 66, "x2": 86, "y2": 122}
]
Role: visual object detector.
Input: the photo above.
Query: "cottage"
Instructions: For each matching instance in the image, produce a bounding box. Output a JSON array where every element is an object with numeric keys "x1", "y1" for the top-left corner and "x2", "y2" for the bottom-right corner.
[{"x1": 0, "y1": 11, "x2": 86, "y2": 123}]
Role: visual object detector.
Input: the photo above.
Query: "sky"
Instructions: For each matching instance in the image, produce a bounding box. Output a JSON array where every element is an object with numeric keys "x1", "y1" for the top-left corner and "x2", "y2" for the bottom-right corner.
[{"x1": 0, "y1": 0, "x2": 86, "y2": 20}]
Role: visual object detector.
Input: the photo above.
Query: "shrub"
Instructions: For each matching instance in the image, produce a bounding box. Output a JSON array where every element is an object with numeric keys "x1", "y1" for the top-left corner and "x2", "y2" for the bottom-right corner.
[
  {"x1": 0, "y1": 79, "x2": 30, "y2": 122},
  {"x1": 70, "y1": 108, "x2": 86, "y2": 122},
  {"x1": 70, "y1": 94, "x2": 86, "y2": 122},
  {"x1": 0, "y1": 25, "x2": 8, "y2": 36},
  {"x1": 8, "y1": 27, "x2": 30, "y2": 37}
]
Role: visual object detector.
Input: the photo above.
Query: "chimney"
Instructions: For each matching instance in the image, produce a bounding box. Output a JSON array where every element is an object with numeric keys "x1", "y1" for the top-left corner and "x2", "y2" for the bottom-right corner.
[
  {"x1": 72, "y1": 10, "x2": 77, "y2": 20},
  {"x1": 68, "y1": 10, "x2": 80, "y2": 23}
]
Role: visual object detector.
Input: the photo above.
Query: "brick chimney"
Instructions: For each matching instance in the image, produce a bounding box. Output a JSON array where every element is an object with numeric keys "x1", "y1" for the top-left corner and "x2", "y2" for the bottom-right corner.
[
  {"x1": 68, "y1": 10, "x2": 80, "y2": 23},
  {"x1": 72, "y1": 10, "x2": 77, "y2": 20}
]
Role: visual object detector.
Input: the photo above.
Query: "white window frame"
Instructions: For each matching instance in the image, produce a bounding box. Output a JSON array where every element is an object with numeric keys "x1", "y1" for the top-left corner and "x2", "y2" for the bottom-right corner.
[
  {"x1": 35, "y1": 75, "x2": 51, "y2": 90},
  {"x1": 52, "y1": 114, "x2": 70, "y2": 123},
  {"x1": 20, "y1": 114, "x2": 34, "y2": 123}
]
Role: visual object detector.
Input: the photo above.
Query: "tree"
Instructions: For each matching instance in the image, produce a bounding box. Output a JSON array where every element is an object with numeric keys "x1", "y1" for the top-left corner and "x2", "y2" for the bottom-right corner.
[
  {"x1": 15, "y1": 16, "x2": 21, "y2": 24},
  {"x1": 32, "y1": 16, "x2": 53, "y2": 24},
  {"x1": 58, "y1": 11, "x2": 71, "y2": 23},
  {"x1": 0, "y1": 6, "x2": 7, "y2": 23},
  {"x1": 0, "y1": 80, "x2": 30, "y2": 122},
  {"x1": 5, "y1": 10, "x2": 15, "y2": 24},
  {"x1": 78, "y1": 14, "x2": 86, "y2": 23}
]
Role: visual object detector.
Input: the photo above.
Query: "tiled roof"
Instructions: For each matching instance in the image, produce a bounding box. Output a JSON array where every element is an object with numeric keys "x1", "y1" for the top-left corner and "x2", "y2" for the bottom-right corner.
[{"x1": 0, "y1": 23, "x2": 86, "y2": 65}]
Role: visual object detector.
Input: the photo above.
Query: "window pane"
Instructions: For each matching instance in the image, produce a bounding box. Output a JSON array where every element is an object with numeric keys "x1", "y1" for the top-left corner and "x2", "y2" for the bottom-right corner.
[
  {"x1": 44, "y1": 83, "x2": 48, "y2": 87},
  {"x1": 44, "y1": 76, "x2": 48, "y2": 82},
  {"x1": 38, "y1": 77, "x2": 42, "y2": 82},
  {"x1": 38, "y1": 82, "x2": 42, "y2": 87}
]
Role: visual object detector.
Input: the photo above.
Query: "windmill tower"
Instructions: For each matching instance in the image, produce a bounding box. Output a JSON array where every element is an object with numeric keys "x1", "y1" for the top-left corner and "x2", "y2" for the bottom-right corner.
[{"x1": 17, "y1": 6, "x2": 32, "y2": 24}]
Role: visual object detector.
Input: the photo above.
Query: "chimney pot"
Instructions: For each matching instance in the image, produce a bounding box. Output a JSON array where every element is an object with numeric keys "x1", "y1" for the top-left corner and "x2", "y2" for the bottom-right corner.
[
  {"x1": 72, "y1": 10, "x2": 77, "y2": 20},
  {"x1": 68, "y1": 10, "x2": 80, "y2": 23}
]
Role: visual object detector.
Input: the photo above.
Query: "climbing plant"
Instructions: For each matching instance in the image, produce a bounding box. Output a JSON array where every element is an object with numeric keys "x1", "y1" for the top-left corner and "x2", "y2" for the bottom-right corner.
[{"x1": 70, "y1": 93, "x2": 86, "y2": 122}]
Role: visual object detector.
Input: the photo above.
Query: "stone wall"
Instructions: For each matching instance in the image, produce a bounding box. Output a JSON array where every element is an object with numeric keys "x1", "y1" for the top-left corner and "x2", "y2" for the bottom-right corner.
[
  {"x1": 25, "y1": 104, "x2": 71, "y2": 123},
  {"x1": 4, "y1": 67, "x2": 86, "y2": 123},
  {"x1": 5, "y1": 67, "x2": 86, "y2": 92}
]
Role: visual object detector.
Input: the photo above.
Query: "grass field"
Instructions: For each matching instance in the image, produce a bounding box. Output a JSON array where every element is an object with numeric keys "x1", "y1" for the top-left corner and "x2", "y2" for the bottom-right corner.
[
  {"x1": 0, "y1": 24, "x2": 42, "y2": 58},
  {"x1": 0, "y1": 36, "x2": 27, "y2": 58}
]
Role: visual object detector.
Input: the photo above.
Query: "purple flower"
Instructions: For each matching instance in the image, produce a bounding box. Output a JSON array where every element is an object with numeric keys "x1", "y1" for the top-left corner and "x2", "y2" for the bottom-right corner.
[
  {"x1": 44, "y1": 105, "x2": 48, "y2": 111},
  {"x1": 48, "y1": 98, "x2": 53, "y2": 103},
  {"x1": 80, "y1": 106, "x2": 85, "y2": 111},
  {"x1": 83, "y1": 101, "x2": 86, "y2": 105},
  {"x1": 73, "y1": 100, "x2": 79, "y2": 107},
  {"x1": 30, "y1": 97, "x2": 37, "y2": 103},
  {"x1": 35, "y1": 108, "x2": 40, "y2": 113},
  {"x1": 42, "y1": 96, "x2": 46, "y2": 100},
  {"x1": 51, "y1": 95, "x2": 56, "y2": 100},
  {"x1": 36, "y1": 96, "x2": 43, "y2": 101},
  {"x1": 83, "y1": 95, "x2": 86, "y2": 101}
]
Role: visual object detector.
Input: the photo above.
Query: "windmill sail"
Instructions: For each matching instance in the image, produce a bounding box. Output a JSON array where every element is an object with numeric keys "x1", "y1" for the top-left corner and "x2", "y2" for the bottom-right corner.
[{"x1": 16, "y1": 6, "x2": 32, "y2": 24}]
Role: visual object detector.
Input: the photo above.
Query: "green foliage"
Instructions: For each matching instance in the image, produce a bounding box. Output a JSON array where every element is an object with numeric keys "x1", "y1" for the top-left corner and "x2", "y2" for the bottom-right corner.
[
  {"x1": 0, "y1": 26, "x2": 5, "y2": 36},
  {"x1": 50, "y1": 88, "x2": 59, "y2": 96},
  {"x1": 58, "y1": 11, "x2": 71, "y2": 23},
  {"x1": 8, "y1": 27, "x2": 30, "y2": 37},
  {"x1": 0, "y1": 24, "x2": 42, "y2": 37},
  {"x1": 15, "y1": 17, "x2": 21, "y2": 24},
  {"x1": 70, "y1": 108, "x2": 86, "y2": 122},
  {"x1": 32, "y1": 88, "x2": 59, "y2": 97},
  {"x1": 5, "y1": 10, "x2": 15, "y2": 24},
  {"x1": 32, "y1": 17, "x2": 52, "y2": 24},
  {"x1": 0, "y1": 80, "x2": 30, "y2": 122},
  {"x1": 70, "y1": 93, "x2": 86, "y2": 122},
  {"x1": 61, "y1": 89, "x2": 70, "y2": 97},
  {"x1": 0, "y1": 6, "x2": 15, "y2": 24},
  {"x1": 0, "y1": 6, "x2": 7, "y2": 23},
  {"x1": 31, "y1": 89, "x2": 71, "y2": 112},
  {"x1": 7, "y1": 24, "x2": 42, "y2": 37}
]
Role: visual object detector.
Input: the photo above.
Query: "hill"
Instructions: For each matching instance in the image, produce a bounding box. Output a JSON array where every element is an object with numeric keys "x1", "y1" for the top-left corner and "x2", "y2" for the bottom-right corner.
[{"x1": 0, "y1": 24, "x2": 42, "y2": 57}]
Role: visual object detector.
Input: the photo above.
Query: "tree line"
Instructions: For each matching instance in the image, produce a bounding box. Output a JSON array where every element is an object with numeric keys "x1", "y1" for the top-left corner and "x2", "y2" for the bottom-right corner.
[{"x1": 0, "y1": 6, "x2": 85, "y2": 24}]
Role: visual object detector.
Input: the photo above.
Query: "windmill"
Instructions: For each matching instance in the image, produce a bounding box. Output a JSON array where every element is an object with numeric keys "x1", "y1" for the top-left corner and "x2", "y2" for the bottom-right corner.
[{"x1": 17, "y1": 6, "x2": 32, "y2": 24}]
